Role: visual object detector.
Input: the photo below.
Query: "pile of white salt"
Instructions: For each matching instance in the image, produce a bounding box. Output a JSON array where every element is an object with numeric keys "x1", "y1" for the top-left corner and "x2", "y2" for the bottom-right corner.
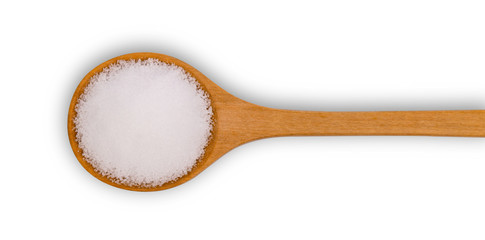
[{"x1": 74, "y1": 58, "x2": 213, "y2": 187}]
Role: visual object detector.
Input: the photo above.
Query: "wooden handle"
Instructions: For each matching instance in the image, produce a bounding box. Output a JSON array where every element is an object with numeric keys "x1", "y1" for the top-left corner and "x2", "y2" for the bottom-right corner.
[{"x1": 234, "y1": 108, "x2": 485, "y2": 142}]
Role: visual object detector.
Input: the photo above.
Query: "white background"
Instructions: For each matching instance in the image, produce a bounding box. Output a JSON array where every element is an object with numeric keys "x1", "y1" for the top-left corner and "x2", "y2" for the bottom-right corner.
[{"x1": 1, "y1": 0, "x2": 485, "y2": 239}]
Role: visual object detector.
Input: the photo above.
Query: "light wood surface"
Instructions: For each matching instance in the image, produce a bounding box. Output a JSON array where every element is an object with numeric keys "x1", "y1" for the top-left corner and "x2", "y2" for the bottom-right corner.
[{"x1": 68, "y1": 52, "x2": 485, "y2": 191}]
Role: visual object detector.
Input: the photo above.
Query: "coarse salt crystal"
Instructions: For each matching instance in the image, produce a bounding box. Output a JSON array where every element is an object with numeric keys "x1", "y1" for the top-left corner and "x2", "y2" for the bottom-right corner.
[{"x1": 74, "y1": 58, "x2": 213, "y2": 187}]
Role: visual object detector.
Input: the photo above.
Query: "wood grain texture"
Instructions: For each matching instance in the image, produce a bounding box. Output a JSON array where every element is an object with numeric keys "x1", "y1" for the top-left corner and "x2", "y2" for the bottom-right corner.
[{"x1": 68, "y1": 52, "x2": 485, "y2": 192}]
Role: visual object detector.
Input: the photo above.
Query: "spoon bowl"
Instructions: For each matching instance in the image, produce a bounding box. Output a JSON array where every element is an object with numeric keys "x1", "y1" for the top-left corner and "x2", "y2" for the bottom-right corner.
[
  {"x1": 68, "y1": 52, "x2": 485, "y2": 191},
  {"x1": 69, "y1": 52, "x2": 228, "y2": 191}
]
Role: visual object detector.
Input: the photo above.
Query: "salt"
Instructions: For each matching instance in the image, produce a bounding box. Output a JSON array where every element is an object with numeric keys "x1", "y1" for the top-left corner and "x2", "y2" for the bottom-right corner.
[{"x1": 74, "y1": 58, "x2": 213, "y2": 187}]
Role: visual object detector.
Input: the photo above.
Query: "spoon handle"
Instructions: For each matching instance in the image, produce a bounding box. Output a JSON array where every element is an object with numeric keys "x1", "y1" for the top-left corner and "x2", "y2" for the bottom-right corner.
[{"x1": 243, "y1": 108, "x2": 485, "y2": 138}]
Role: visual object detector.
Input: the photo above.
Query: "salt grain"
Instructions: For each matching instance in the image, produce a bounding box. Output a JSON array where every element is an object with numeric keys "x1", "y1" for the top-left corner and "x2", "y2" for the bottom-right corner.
[{"x1": 74, "y1": 58, "x2": 213, "y2": 187}]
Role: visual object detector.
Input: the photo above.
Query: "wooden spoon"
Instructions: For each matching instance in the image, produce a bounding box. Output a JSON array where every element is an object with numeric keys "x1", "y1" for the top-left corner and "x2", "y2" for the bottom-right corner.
[{"x1": 68, "y1": 52, "x2": 485, "y2": 192}]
